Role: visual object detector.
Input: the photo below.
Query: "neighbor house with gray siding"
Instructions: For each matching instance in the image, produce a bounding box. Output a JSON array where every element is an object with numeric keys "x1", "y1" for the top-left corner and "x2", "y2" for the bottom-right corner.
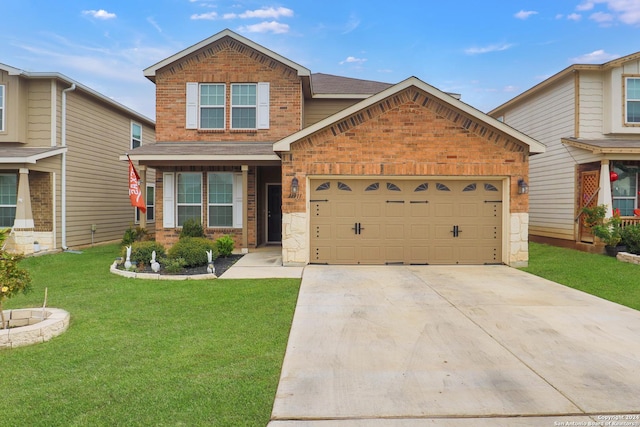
[
  {"x1": 0, "y1": 63, "x2": 155, "y2": 254},
  {"x1": 490, "y1": 52, "x2": 640, "y2": 249}
]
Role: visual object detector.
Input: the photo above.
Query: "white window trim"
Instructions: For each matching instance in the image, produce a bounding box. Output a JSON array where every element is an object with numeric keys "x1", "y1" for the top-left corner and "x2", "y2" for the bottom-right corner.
[
  {"x1": 135, "y1": 183, "x2": 155, "y2": 223},
  {"x1": 0, "y1": 173, "x2": 17, "y2": 227},
  {"x1": 207, "y1": 172, "x2": 243, "y2": 228},
  {"x1": 131, "y1": 122, "x2": 142, "y2": 149},
  {"x1": 185, "y1": 82, "x2": 269, "y2": 130},
  {"x1": 231, "y1": 83, "x2": 257, "y2": 130},
  {"x1": 176, "y1": 172, "x2": 203, "y2": 226},
  {"x1": 0, "y1": 84, "x2": 5, "y2": 132},
  {"x1": 625, "y1": 77, "x2": 640, "y2": 124}
]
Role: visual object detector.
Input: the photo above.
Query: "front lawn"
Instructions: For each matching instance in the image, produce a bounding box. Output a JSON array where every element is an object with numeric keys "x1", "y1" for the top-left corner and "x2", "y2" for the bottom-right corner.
[
  {"x1": 522, "y1": 242, "x2": 640, "y2": 311},
  {"x1": 2, "y1": 244, "x2": 300, "y2": 426}
]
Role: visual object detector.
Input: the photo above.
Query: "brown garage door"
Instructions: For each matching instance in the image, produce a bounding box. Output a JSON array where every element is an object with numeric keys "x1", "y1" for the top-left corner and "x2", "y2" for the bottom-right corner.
[{"x1": 310, "y1": 179, "x2": 503, "y2": 265}]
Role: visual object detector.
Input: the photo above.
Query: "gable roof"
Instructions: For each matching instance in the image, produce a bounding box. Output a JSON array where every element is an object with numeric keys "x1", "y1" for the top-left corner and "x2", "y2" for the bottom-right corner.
[
  {"x1": 490, "y1": 51, "x2": 640, "y2": 116},
  {"x1": 274, "y1": 76, "x2": 546, "y2": 154},
  {"x1": 143, "y1": 28, "x2": 311, "y2": 82},
  {"x1": 0, "y1": 63, "x2": 154, "y2": 126}
]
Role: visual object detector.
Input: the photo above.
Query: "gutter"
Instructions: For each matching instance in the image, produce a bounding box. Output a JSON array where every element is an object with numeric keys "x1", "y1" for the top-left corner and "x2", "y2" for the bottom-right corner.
[{"x1": 61, "y1": 83, "x2": 76, "y2": 250}]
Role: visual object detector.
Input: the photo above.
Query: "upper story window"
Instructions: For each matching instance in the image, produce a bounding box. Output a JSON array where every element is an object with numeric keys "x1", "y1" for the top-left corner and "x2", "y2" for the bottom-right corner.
[
  {"x1": 0, "y1": 85, "x2": 5, "y2": 132},
  {"x1": 625, "y1": 77, "x2": 640, "y2": 124},
  {"x1": 131, "y1": 122, "x2": 142, "y2": 149},
  {"x1": 200, "y1": 84, "x2": 225, "y2": 129},
  {"x1": 186, "y1": 82, "x2": 269, "y2": 130}
]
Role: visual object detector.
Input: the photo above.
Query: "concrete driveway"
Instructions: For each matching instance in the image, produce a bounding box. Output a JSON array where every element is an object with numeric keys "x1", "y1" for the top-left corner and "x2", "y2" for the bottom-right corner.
[{"x1": 269, "y1": 265, "x2": 640, "y2": 426}]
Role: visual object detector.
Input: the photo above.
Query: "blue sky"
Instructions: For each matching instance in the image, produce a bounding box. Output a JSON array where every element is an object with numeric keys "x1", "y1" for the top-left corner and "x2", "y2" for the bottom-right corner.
[{"x1": 2, "y1": 0, "x2": 640, "y2": 119}]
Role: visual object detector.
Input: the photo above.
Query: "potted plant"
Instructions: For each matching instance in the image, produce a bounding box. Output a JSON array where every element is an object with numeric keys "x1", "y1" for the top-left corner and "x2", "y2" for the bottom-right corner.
[{"x1": 592, "y1": 214, "x2": 625, "y2": 256}]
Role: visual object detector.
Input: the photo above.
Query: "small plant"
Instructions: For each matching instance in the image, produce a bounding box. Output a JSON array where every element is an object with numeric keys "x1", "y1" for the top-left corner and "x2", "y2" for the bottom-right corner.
[
  {"x1": 0, "y1": 250, "x2": 32, "y2": 329},
  {"x1": 581, "y1": 204, "x2": 607, "y2": 228},
  {"x1": 161, "y1": 257, "x2": 187, "y2": 274},
  {"x1": 621, "y1": 224, "x2": 640, "y2": 255},
  {"x1": 168, "y1": 237, "x2": 217, "y2": 267},
  {"x1": 124, "y1": 241, "x2": 166, "y2": 266},
  {"x1": 592, "y1": 215, "x2": 622, "y2": 247},
  {"x1": 216, "y1": 235, "x2": 235, "y2": 257},
  {"x1": 122, "y1": 225, "x2": 148, "y2": 246},
  {"x1": 180, "y1": 219, "x2": 205, "y2": 239}
]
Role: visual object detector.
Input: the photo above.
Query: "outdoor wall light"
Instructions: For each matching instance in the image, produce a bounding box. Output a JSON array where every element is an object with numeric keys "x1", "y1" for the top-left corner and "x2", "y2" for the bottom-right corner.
[
  {"x1": 290, "y1": 176, "x2": 299, "y2": 198},
  {"x1": 518, "y1": 178, "x2": 529, "y2": 195}
]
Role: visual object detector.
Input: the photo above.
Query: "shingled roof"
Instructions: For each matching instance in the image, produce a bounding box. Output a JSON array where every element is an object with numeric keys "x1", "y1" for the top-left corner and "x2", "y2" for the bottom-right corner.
[{"x1": 310, "y1": 73, "x2": 393, "y2": 96}]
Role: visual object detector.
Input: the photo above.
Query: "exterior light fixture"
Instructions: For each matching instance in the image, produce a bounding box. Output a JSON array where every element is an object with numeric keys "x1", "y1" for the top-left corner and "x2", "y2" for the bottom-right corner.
[
  {"x1": 518, "y1": 178, "x2": 529, "y2": 195},
  {"x1": 291, "y1": 176, "x2": 299, "y2": 198}
]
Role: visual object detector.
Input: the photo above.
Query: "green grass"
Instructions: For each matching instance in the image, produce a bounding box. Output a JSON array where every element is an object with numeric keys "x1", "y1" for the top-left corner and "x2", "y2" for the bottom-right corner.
[
  {"x1": 2, "y1": 244, "x2": 300, "y2": 426},
  {"x1": 522, "y1": 242, "x2": 640, "y2": 311}
]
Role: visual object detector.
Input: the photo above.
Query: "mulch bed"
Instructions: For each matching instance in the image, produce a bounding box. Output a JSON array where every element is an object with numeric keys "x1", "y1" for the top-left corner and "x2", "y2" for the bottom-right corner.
[{"x1": 119, "y1": 254, "x2": 244, "y2": 277}]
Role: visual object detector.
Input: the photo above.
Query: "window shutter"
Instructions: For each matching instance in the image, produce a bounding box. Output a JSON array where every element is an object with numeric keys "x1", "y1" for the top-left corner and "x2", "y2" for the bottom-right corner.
[
  {"x1": 257, "y1": 82, "x2": 269, "y2": 129},
  {"x1": 163, "y1": 173, "x2": 175, "y2": 228},
  {"x1": 233, "y1": 173, "x2": 243, "y2": 228},
  {"x1": 186, "y1": 83, "x2": 198, "y2": 129}
]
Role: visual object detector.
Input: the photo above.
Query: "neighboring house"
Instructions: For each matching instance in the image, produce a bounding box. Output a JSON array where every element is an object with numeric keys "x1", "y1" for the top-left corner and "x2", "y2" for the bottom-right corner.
[
  {"x1": 127, "y1": 29, "x2": 544, "y2": 267},
  {"x1": 0, "y1": 64, "x2": 155, "y2": 254},
  {"x1": 490, "y1": 52, "x2": 640, "y2": 249}
]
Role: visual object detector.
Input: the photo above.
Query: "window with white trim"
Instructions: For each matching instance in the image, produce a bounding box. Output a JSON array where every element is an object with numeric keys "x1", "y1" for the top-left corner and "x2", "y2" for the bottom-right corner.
[
  {"x1": 185, "y1": 82, "x2": 269, "y2": 130},
  {"x1": 0, "y1": 173, "x2": 17, "y2": 227},
  {"x1": 135, "y1": 184, "x2": 155, "y2": 223},
  {"x1": 0, "y1": 85, "x2": 5, "y2": 132},
  {"x1": 176, "y1": 173, "x2": 202, "y2": 226},
  {"x1": 626, "y1": 77, "x2": 640, "y2": 124},
  {"x1": 612, "y1": 166, "x2": 638, "y2": 216},
  {"x1": 200, "y1": 84, "x2": 225, "y2": 129},
  {"x1": 131, "y1": 122, "x2": 142, "y2": 149},
  {"x1": 208, "y1": 173, "x2": 234, "y2": 227}
]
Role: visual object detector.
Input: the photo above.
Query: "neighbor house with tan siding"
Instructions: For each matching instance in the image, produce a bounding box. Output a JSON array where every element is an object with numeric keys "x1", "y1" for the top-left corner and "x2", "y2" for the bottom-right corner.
[
  {"x1": 127, "y1": 29, "x2": 544, "y2": 267},
  {"x1": 490, "y1": 52, "x2": 640, "y2": 250},
  {"x1": 0, "y1": 63, "x2": 155, "y2": 254}
]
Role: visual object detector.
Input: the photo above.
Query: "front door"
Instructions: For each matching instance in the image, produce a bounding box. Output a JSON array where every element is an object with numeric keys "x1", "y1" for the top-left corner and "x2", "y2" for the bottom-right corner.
[{"x1": 267, "y1": 184, "x2": 282, "y2": 243}]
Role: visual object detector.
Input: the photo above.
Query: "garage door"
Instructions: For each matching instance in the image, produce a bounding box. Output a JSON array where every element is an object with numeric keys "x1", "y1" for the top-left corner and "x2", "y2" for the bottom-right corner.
[{"x1": 310, "y1": 179, "x2": 503, "y2": 265}]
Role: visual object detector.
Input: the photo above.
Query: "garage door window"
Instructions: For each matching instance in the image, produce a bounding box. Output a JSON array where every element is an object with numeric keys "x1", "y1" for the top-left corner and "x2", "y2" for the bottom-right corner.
[
  {"x1": 316, "y1": 182, "x2": 330, "y2": 191},
  {"x1": 415, "y1": 183, "x2": 429, "y2": 192},
  {"x1": 365, "y1": 182, "x2": 379, "y2": 191},
  {"x1": 338, "y1": 182, "x2": 352, "y2": 191},
  {"x1": 436, "y1": 183, "x2": 451, "y2": 191},
  {"x1": 387, "y1": 183, "x2": 401, "y2": 191}
]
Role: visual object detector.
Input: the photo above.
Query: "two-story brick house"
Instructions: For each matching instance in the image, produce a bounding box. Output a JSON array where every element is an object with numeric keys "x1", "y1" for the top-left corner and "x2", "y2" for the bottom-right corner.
[
  {"x1": 490, "y1": 52, "x2": 640, "y2": 249},
  {"x1": 1, "y1": 64, "x2": 155, "y2": 254},
  {"x1": 127, "y1": 29, "x2": 544, "y2": 267}
]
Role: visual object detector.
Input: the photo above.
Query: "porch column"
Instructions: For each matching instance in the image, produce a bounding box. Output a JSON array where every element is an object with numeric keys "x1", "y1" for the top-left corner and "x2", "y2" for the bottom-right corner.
[
  {"x1": 13, "y1": 168, "x2": 35, "y2": 229},
  {"x1": 139, "y1": 165, "x2": 147, "y2": 228},
  {"x1": 598, "y1": 160, "x2": 614, "y2": 218},
  {"x1": 241, "y1": 165, "x2": 248, "y2": 253}
]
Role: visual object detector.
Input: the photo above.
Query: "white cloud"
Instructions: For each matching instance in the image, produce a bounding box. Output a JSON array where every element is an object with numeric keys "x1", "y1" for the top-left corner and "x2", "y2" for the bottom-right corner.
[
  {"x1": 147, "y1": 17, "x2": 162, "y2": 33},
  {"x1": 339, "y1": 56, "x2": 367, "y2": 65},
  {"x1": 590, "y1": 11, "x2": 615, "y2": 23},
  {"x1": 576, "y1": 1, "x2": 595, "y2": 11},
  {"x1": 464, "y1": 43, "x2": 514, "y2": 55},
  {"x1": 567, "y1": 13, "x2": 582, "y2": 21},
  {"x1": 82, "y1": 9, "x2": 116, "y2": 20},
  {"x1": 223, "y1": 13, "x2": 237, "y2": 19},
  {"x1": 514, "y1": 10, "x2": 538, "y2": 19},
  {"x1": 238, "y1": 21, "x2": 290, "y2": 34},
  {"x1": 575, "y1": 0, "x2": 640, "y2": 25},
  {"x1": 239, "y1": 7, "x2": 293, "y2": 19},
  {"x1": 191, "y1": 11, "x2": 218, "y2": 20},
  {"x1": 503, "y1": 85, "x2": 519, "y2": 93},
  {"x1": 571, "y1": 49, "x2": 620, "y2": 63}
]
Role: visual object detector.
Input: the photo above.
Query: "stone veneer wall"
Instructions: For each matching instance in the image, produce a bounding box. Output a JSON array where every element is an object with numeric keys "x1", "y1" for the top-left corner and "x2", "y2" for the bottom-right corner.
[{"x1": 510, "y1": 212, "x2": 529, "y2": 268}]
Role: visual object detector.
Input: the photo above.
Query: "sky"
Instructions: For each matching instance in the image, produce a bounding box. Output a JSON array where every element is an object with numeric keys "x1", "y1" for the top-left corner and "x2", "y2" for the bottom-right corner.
[{"x1": 2, "y1": 0, "x2": 640, "y2": 120}]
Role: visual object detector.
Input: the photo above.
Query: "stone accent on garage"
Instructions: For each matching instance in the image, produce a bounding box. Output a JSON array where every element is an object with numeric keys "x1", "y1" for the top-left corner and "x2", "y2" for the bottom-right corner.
[
  {"x1": 282, "y1": 212, "x2": 308, "y2": 266},
  {"x1": 510, "y1": 212, "x2": 529, "y2": 268}
]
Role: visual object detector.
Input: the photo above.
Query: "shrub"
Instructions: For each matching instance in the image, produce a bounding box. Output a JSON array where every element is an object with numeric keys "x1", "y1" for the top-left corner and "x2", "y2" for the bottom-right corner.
[
  {"x1": 180, "y1": 219, "x2": 205, "y2": 239},
  {"x1": 592, "y1": 215, "x2": 622, "y2": 247},
  {"x1": 581, "y1": 204, "x2": 607, "y2": 228},
  {"x1": 0, "y1": 250, "x2": 32, "y2": 329},
  {"x1": 168, "y1": 237, "x2": 217, "y2": 267},
  {"x1": 124, "y1": 241, "x2": 166, "y2": 266},
  {"x1": 621, "y1": 224, "x2": 640, "y2": 255},
  {"x1": 160, "y1": 257, "x2": 186, "y2": 274},
  {"x1": 216, "y1": 235, "x2": 235, "y2": 257},
  {"x1": 122, "y1": 226, "x2": 148, "y2": 246}
]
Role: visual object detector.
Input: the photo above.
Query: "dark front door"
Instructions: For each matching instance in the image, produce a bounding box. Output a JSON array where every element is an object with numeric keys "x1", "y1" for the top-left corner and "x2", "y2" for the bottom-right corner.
[{"x1": 267, "y1": 184, "x2": 282, "y2": 242}]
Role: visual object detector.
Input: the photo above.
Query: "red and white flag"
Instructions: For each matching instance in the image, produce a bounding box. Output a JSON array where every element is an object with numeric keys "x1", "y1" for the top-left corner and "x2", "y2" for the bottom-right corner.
[{"x1": 128, "y1": 156, "x2": 146, "y2": 213}]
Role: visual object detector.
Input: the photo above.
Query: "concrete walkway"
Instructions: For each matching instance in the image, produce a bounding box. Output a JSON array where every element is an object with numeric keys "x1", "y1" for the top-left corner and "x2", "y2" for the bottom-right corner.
[
  {"x1": 269, "y1": 265, "x2": 640, "y2": 426},
  {"x1": 218, "y1": 246, "x2": 304, "y2": 279}
]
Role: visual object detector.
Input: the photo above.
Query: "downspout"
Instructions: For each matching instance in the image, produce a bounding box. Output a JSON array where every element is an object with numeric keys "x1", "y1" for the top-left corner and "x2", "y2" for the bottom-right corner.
[{"x1": 61, "y1": 83, "x2": 76, "y2": 250}]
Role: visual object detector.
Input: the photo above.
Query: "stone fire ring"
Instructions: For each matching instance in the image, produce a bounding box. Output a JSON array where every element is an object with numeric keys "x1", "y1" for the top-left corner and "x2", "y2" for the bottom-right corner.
[{"x1": 1, "y1": 308, "x2": 70, "y2": 349}]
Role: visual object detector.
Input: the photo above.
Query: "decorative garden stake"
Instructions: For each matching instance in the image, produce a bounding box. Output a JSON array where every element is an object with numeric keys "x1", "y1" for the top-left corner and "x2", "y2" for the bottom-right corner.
[
  {"x1": 206, "y1": 250, "x2": 215, "y2": 274},
  {"x1": 151, "y1": 250, "x2": 160, "y2": 273},
  {"x1": 124, "y1": 245, "x2": 132, "y2": 270}
]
